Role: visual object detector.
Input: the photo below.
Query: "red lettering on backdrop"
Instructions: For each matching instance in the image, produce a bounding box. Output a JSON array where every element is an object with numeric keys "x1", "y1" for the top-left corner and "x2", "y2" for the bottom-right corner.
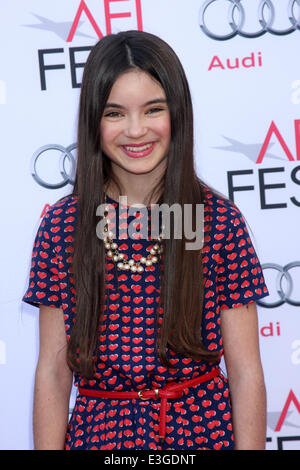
[
  {"x1": 134, "y1": 0, "x2": 143, "y2": 30},
  {"x1": 67, "y1": 0, "x2": 104, "y2": 42},
  {"x1": 104, "y1": 0, "x2": 143, "y2": 34},
  {"x1": 294, "y1": 119, "x2": 300, "y2": 160},
  {"x1": 256, "y1": 121, "x2": 295, "y2": 164},
  {"x1": 208, "y1": 56, "x2": 225, "y2": 71},
  {"x1": 275, "y1": 390, "x2": 300, "y2": 432},
  {"x1": 40, "y1": 204, "x2": 51, "y2": 219},
  {"x1": 67, "y1": 0, "x2": 143, "y2": 42}
]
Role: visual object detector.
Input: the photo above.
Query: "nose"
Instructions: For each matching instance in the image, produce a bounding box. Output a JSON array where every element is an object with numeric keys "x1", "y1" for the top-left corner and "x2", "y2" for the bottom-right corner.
[{"x1": 124, "y1": 116, "x2": 147, "y2": 139}]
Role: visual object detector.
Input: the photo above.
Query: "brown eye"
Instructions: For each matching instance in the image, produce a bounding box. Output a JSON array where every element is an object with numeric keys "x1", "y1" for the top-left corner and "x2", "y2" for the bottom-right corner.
[
  {"x1": 146, "y1": 107, "x2": 164, "y2": 114},
  {"x1": 104, "y1": 111, "x2": 122, "y2": 118}
]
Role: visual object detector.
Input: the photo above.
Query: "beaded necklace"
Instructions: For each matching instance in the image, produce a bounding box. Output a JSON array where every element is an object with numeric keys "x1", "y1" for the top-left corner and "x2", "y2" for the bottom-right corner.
[{"x1": 103, "y1": 194, "x2": 164, "y2": 272}]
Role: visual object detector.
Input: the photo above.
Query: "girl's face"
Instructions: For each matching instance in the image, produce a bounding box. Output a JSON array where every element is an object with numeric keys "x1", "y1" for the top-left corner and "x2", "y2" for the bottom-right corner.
[{"x1": 100, "y1": 69, "x2": 171, "y2": 182}]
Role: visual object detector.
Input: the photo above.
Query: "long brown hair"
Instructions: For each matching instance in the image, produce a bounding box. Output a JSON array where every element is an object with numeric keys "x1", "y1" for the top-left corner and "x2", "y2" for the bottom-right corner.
[{"x1": 68, "y1": 30, "x2": 220, "y2": 378}]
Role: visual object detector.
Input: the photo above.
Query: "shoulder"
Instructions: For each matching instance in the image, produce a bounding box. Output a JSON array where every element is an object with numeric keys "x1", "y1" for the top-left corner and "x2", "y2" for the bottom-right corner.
[
  {"x1": 202, "y1": 185, "x2": 245, "y2": 230},
  {"x1": 38, "y1": 194, "x2": 78, "y2": 246},
  {"x1": 43, "y1": 194, "x2": 78, "y2": 223}
]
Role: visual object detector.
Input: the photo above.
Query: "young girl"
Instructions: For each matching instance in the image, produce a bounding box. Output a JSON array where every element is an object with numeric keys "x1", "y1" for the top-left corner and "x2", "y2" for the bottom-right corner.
[{"x1": 23, "y1": 30, "x2": 269, "y2": 450}]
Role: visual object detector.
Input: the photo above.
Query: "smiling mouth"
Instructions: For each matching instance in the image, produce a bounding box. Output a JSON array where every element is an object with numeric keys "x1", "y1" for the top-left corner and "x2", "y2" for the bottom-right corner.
[
  {"x1": 122, "y1": 143, "x2": 154, "y2": 152},
  {"x1": 120, "y1": 142, "x2": 157, "y2": 158}
]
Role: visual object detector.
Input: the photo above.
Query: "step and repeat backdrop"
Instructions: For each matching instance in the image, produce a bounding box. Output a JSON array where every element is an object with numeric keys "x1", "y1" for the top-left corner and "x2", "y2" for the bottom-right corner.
[{"x1": 0, "y1": 0, "x2": 299, "y2": 450}]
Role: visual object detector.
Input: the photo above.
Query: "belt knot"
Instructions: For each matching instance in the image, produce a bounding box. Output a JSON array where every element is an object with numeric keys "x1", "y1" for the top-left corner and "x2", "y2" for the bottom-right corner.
[{"x1": 137, "y1": 387, "x2": 183, "y2": 401}]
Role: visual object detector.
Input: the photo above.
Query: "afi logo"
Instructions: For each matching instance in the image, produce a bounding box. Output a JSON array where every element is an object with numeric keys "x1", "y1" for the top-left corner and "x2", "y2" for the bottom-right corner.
[
  {"x1": 224, "y1": 120, "x2": 300, "y2": 208},
  {"x1": 257, "y1": 120, "x2": 300, "y2": 164},
  {"x1": 67, "y1": 0, "x2": 143, "y2": 42},
  {"x1": 37, "y1": 0, "x2": 144, "y2": 90}
]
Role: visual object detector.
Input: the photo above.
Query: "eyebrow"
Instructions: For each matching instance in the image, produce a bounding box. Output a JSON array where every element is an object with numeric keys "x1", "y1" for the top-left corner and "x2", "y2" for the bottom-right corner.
[{"x1": 104, "y1": 98, "x2": 168, "y2": 109}]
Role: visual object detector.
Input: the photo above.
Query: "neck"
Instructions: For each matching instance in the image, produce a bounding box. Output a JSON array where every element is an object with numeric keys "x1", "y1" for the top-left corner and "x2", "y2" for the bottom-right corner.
[{"x1": 104, "y1": 168, "x2": 165, "y2": 206}]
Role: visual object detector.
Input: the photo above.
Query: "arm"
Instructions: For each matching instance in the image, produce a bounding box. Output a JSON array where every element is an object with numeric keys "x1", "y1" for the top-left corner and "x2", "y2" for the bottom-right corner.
[
  {"x1": 33, "y1": 305, "x2": 73, "y2": 450},
  {"x1": 220, "y1": 302, "x2": 267, "y2": 450}
]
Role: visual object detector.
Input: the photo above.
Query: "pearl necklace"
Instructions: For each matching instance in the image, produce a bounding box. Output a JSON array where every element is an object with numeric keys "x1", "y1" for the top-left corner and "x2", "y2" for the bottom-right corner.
[{"x1": 103, "y1": 195, "x2": 164, "y2": 272}]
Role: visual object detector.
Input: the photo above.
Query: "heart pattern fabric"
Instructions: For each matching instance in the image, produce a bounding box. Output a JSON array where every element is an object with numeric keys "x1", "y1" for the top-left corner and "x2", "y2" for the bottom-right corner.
[{"x1": 23, "y1": 187, "x2": 269, "y2": 450}]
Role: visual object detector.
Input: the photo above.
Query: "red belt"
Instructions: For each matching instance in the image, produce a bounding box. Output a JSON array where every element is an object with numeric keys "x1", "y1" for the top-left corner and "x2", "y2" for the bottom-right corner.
[{"x1": 78, "y1": 367, "x2": 220, "y2": 444}]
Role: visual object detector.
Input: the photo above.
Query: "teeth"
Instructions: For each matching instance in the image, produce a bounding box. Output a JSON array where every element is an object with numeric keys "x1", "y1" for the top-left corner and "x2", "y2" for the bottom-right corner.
[{"x1": 124, "y1": 143, "x2": 153, "y2": 152}]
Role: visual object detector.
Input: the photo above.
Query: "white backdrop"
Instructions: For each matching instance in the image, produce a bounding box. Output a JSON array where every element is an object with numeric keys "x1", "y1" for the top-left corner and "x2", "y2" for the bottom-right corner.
[{"x1": 0, "y1": 0, "x2": 299, "y2": 450}]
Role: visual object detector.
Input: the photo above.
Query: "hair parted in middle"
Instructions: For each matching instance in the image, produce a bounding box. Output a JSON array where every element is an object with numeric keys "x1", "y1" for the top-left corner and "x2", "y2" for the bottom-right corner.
[{"x1": 67, "y1": 30, "x2": 220, "y2": 378}]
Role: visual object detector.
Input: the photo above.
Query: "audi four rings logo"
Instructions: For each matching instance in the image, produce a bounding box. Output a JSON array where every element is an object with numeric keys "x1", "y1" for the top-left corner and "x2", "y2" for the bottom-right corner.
[
  {"x1": 199, "y1": 0, "x2": 300, "y2": 40},
  {"x1": 31, "y1": 143, "x2": 77, "y2": 189},
  {"x1": 257, "y1": 263, "x2": 300, "y2": 308}
]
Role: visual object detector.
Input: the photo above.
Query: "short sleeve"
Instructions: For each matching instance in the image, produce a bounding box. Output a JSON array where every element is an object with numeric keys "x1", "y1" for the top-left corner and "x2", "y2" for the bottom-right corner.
[
  {"x1": 22, "y1": 208, "x2": 62, "y2": 309},
  {"x1": 216, "y1": 206, "x2": 269, "y2": 311}
]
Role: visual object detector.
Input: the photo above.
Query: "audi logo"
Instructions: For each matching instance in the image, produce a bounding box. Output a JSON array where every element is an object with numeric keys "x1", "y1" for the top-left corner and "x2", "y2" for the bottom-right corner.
[
  {"x1": 258, "y1": 262, "x2": 300, "y2": 308},
  {"x1": 199, "y1": 0, "x2": 300, "y2": 41},
  {"x1": 31, "y1": 143, "x2": 77, "y2": 189}
]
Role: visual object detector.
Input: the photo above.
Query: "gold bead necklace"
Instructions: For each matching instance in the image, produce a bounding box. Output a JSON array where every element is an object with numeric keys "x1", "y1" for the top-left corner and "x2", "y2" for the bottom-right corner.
[{"x1": 103, "y1": 194, "x2": 164, "y2": 272}]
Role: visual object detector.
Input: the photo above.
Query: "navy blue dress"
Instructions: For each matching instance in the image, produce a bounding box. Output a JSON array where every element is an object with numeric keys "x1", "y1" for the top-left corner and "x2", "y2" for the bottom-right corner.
[{"x1": 23, "y1": 186, "x2": 269, "y2": 450}]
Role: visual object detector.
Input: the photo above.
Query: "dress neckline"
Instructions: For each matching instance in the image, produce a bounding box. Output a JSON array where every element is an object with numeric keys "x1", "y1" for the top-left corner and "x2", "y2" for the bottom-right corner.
[{"x1": 105, "y1": 193, "x2": 156, "y2": 209}]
